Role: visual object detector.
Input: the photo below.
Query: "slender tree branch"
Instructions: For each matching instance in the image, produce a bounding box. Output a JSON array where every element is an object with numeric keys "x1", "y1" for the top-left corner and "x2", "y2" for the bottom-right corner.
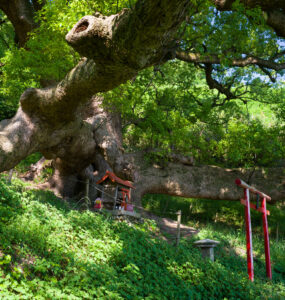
[
  {"x1": 259, "y1": 67, "x2": 276, "y2": 83},
  {"x1": 272, "y1": 50, "x2": 285, "y2": 60},
  {"x1": 202, "y1": 63, "x2": 237, "y2": 105}
]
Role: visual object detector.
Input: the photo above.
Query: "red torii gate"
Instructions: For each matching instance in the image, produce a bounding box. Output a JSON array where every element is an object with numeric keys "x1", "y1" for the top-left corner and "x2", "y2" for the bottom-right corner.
[{"x1": 235, "y1": 178, "x2": 272, "y2": 282}]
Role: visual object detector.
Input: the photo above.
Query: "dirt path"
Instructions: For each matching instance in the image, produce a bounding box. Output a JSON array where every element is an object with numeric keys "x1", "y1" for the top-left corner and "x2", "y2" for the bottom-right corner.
[{"x1": 142, "y1": 211, "x2": 198, "y2": 241}]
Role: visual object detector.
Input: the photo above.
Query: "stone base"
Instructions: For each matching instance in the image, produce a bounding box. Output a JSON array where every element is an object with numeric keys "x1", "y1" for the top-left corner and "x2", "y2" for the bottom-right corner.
[
  {"x1": 112, "y1": 209, "x2": 141, "y2": 218},
  {"x1": 200, "y1": 247, "x2": 214, "y2": 261}
]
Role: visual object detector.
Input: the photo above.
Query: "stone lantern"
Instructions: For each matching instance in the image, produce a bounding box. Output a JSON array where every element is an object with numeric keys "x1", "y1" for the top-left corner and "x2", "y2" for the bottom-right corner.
[{"x1": 194, "y1": 239, "x2": 220, "y2": 262}]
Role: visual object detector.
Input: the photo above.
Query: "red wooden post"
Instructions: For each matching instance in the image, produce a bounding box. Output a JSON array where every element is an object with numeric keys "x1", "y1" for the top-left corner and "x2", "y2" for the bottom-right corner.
[
  {"x1": 244, "y1": 188, "x2": 254, "y2": 282},
  {"x1": 262, "y1": 197, "x2": 272, "y2": 280},
  {"x1": 235, "y1": 178, "x2": 272, "y2": 281}
]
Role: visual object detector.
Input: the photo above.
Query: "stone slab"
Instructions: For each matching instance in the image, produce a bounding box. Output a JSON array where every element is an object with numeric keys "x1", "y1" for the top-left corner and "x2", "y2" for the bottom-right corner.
[{"x1": 112, "y1": 210, "x2": 141, "y2": 218}]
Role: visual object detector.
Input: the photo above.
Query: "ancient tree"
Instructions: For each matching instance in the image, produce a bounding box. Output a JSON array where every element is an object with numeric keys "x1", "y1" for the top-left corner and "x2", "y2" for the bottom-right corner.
[{"x1": 0, "y1": 0, "x2": 285, "y2": 204}]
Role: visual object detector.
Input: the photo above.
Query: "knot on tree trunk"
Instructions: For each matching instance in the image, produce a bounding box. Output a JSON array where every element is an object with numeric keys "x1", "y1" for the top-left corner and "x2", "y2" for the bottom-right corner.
[
  {"x1": 20, "y1": 88, "x2": 41, "y2": 114},
  {"x1": 65, "y1": 15, "x2": 117, "y2": 60}
]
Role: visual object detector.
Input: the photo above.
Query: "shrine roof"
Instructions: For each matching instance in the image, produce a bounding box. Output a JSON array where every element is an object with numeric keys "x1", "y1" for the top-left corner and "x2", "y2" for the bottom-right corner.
[{"x1": 96, "y1": 170, "x2": 134, "y2": 189}]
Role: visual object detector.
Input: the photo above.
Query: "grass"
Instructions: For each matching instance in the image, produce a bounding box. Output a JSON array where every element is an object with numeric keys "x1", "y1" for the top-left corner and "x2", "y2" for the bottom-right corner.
[{"x1": 0, "y1": 176, "x2": 284, "y2": 299}]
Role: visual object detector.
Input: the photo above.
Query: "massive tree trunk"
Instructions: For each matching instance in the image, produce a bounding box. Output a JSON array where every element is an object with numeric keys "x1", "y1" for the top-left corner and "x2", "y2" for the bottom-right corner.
[
  {"x1": 0, "y1": 0, "x2": 284, "y2": 206},
  {"x1": 129, "y1": 153, "x2": 285, "y2": 205},
  {"x1": 0, "y1": 0, "x2": 191, "y2": 191}
]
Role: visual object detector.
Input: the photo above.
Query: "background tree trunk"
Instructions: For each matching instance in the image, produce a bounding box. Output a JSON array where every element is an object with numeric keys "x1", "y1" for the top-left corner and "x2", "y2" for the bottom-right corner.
[{"x1": 129, "y1": 153, "x2": 285, "y2": 206}]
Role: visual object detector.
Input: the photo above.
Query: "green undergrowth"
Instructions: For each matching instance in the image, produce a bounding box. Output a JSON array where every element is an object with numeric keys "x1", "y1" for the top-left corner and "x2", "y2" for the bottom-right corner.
[{"x1": 0, "y1": 177, "x2": 284, "y2": 299}]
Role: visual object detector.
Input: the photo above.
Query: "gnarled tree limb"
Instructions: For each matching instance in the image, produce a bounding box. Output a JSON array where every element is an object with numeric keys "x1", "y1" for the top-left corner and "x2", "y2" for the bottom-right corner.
[
  {"x1": 0, "y1": 0, "x2": 191, "y2": 174},
  {"x1": 19, "y1": 0, "x2": 190, "y2": 124},
  {"x1": 203, "y1": 63, "x2": 237, "y2": 105}
]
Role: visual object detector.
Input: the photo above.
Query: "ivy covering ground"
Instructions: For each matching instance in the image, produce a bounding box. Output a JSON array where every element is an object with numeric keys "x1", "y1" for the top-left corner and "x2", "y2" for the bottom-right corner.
[{"x1": 0, "y1": 177, "x2": 284, "y2": 299}]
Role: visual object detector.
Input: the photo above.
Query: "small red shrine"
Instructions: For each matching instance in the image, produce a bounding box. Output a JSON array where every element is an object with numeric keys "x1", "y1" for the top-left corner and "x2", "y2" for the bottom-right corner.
[{"x1": 96, "y1": 170, "x2": 135, "y2": 211}]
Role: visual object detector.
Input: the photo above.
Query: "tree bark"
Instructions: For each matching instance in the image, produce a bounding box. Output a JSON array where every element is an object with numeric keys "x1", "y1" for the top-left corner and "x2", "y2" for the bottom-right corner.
[{"x1": 129, "y1": 153, "x2": 285, "y2": 206}]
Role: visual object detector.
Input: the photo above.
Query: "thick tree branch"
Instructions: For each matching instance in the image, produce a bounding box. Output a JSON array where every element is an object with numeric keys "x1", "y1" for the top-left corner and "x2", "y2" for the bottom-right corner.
[
  {"x1": 0, "y1": 108, "x2": 40, "y2": 170},
  {"x1": 0, "y1": 0, "x2": 37, "y2": 47},
  {"x1": 66, "y1": 0, "x2": 190, "y2": 69},
  {"x1": 176, "y1": 51, "x2": 285, "y2": 71},
  {"x1": 129, "y1": 153, "x2": 285, "y2": 204},
  {"x1": 202, "y1": 63, "x2": 237, "y2": 105},
  {"x1": 20, "y1": 0, "x2": 190, "y2": 124},
  {"x1": 213, "y1": 0, "x2": 285, "y2": 38},
  {"x1": 213, "y1": 0, "x2": 285, "y2": 11},
  {"x1": 265, "y1": 10, "x2": 285, "y2": 38}
]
